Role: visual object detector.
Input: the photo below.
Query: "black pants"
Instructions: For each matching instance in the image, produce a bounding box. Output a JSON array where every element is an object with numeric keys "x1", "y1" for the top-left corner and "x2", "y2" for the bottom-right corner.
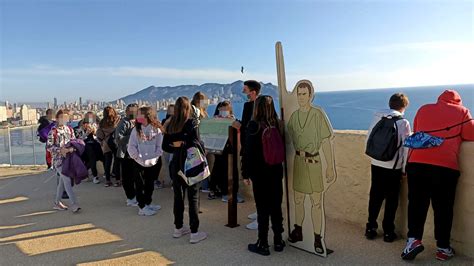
[
  {"x1": 251, "y1": 165, "x2": 284, "y2": 242},
  {"x1": 209, "y1": 153, "x2": 228, "y2": 194},
  {"x1": 103, "y1": 151, "x2": 113, "y2": 181},
  {"x1": 407, "y1": 163, "x2": 459, "y2": 248},
  {"x1": 170, "y1": 157, "x2": 200, "y2": 233},
  {"x1": 112, "y1": 155, "x2": 120, "y2": 180},
  {"x1": 84, "y1": 143, "x2": 98, "y2": 177},
  {"x1": 367, "y1": 165, "x2": 402, "y2": 233},
  {"x1": 120, "y1": 157, "x2": 136, "y2": 200},
  {"x1": 132, "y1": 160, "x2": 161, "y2": 209}
]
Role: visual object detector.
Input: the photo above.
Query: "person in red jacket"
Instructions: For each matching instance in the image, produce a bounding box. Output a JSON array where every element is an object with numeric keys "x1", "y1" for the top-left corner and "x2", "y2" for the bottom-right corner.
[{"x1": 401, "y1": 90, "x2": 474, "y2": 261}]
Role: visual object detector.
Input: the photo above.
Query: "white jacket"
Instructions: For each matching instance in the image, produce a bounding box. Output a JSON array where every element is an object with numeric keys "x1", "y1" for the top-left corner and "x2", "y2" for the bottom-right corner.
[
  {"x1": 127, "y1": 124, "x2": 163, "y2": 167},
  {"x1": 367, "y1": 109, "x2": 411, "y2": 172}
]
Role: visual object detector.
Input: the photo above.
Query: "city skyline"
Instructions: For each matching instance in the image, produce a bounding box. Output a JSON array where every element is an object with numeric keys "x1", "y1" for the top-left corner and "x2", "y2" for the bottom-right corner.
[{"x1": 1, "y1": 1, "x2": 472, "y2": 102}]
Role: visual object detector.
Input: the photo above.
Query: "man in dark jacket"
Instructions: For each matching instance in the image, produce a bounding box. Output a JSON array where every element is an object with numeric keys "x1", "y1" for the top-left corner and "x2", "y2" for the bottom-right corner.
[
  {"x1": 115, "y1": 103, "x2": 139, "y2": 206},
  {"x1": 232, "y1": 80, "x2": 261, "y2": 229}
]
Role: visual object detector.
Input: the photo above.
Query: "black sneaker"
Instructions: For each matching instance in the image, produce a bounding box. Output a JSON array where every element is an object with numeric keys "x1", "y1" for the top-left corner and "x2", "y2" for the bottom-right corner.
[
  {"x1": 207, "y1": 192, "x2": 216, "y2": 200},
  {"x1": 248, "y1": 240, "x2": 270, "y2": 256},
  {"x1": 365, "y1": 228, "x2": 377, "y2": 240},
  {"x1": 383, "y1": 232, "x2": 397, "y2": 243},
  {"x1": 274, "y1": 239, "x2": 286, "y2": 252}
]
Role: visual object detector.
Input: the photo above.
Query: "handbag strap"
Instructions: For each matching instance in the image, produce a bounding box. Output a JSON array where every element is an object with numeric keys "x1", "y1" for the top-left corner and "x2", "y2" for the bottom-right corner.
[{"x1": 424, "y1": 119, "x2": 473, "y2": 133}]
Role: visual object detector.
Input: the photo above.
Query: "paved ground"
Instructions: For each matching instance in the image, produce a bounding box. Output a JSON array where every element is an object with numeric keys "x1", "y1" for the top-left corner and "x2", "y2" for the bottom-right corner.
[{"x1": 0, "y1": 169, "x2": 473, "y2": 265}]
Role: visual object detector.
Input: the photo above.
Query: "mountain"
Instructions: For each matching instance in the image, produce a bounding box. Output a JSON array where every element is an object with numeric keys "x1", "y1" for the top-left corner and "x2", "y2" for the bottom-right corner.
[{"x1": 117, "y1": 80, "x2": 278, "y2": 104}]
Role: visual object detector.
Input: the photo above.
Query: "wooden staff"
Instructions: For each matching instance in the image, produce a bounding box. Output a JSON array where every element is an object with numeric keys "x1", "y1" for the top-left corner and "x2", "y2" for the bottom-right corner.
[{"x1": 275, "y1": 41, "x2": 291, "y2": 233}]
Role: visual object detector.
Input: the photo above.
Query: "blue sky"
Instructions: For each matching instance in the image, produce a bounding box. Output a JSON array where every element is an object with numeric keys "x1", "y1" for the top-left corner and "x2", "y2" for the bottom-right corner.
[{"x1": 1, "y1": 0, "x2": 473, "y2": 102}]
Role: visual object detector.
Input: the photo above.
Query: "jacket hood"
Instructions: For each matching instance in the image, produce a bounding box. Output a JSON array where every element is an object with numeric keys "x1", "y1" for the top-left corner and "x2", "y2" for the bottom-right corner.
[
  {"x1": 375, "y1": 109, "x2": 404, "y2": 118},
  {"x1": 438, "y1": 90, "x2": 462, "y2": 105}
]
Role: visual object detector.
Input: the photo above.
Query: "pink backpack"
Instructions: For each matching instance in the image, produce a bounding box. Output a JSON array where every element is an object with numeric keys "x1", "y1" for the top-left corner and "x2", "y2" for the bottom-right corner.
[{"x1": 261, "y1": 123, "x2": 285, "y2": 165}]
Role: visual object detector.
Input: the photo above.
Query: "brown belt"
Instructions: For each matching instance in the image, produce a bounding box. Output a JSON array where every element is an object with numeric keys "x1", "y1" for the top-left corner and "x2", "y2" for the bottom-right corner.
[
  {"x1": 296, "y1": 151, "x2": 320, "y2": 164},
  {"x1": 296, "y1": 151, "x2": 319, "y2": 157}
]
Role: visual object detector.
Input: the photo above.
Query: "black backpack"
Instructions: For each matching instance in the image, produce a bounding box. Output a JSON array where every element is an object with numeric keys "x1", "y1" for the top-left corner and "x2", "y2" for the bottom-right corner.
[{"x1": 366, "y1": 115, "x2": 403, "y2": 165}]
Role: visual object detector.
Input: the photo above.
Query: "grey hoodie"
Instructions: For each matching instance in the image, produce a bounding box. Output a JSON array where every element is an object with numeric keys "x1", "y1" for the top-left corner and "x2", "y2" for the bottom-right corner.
[{"x1": 127, "y1": 124, "x2": 163, "y2": 167}]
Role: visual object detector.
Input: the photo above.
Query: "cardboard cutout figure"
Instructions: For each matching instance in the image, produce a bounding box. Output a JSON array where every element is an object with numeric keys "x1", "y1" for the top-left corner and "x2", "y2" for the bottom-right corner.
[{"x1": 276, "y1": 42, "x2": 337, "y2": 257}]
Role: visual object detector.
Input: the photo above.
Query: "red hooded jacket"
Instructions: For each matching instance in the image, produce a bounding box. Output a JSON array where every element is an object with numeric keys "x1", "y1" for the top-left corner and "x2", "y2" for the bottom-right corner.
[{"x1": 408, "y1": 90, "x2": 474, "y2": 170}]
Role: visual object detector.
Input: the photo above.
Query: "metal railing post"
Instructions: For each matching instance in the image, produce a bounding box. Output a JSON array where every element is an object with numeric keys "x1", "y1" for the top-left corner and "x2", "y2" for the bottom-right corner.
[
  {"x1": 7, "y1": 126, "x2": 12, "y2": 166},
  {"x1": 31, "y1": 126, "x2": 37, "y2": 165}
]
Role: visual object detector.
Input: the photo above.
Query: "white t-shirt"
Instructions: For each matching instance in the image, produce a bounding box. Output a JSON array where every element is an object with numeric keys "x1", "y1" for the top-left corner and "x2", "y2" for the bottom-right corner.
[{"x1": 366, "y1": 109, "x2": 411, "y2": 172}]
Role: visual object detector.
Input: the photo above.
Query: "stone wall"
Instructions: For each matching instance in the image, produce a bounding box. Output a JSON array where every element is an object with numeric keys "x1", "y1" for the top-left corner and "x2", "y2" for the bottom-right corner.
[{"x1": 325, "y1": 130, "x2": 474, "y2": 257}]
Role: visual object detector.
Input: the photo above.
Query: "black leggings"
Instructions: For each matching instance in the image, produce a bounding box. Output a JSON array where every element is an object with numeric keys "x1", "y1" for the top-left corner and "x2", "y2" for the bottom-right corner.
[
  {"x1": 132, "y1": 160, "x2": 162, "y2": 209},
  {"x1": 170, "y1": 157, "x2": 200, "y2": 233},
  {"x1": 84, "y1": 143, "x2": 98, "y2": 177},
  {"x1": 251, "y1": 166, "x2": 284, "y2": 242}
]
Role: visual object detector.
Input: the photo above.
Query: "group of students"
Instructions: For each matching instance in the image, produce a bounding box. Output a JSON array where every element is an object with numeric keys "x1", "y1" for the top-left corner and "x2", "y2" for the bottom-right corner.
[
  {"x1": 364, "y1": 90, "x2": 474, "y2": 261},
  {"x1": 39, "y1": 81, "x2": 474, "y2": 259},
  {"x1": 41, "y1": 80, "x2": 271, "y2": 246}
]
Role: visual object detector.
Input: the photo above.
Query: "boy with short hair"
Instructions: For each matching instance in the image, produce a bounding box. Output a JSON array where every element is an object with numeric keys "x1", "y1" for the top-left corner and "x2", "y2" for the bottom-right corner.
[{"x1": 365, "y1": 93, "x2": 411, "y2": 242}]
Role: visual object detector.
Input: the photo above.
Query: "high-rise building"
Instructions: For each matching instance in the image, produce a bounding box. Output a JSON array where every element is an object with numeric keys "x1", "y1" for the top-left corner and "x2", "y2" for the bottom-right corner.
[
  {"x1": 0, "y1": 103, "x2": 7, "y2": 122},
  {"x1": 79, "y1": 97, "x2": 82, "y2": 107},
  {"x1": 54, "y1": 97, "x2": 58, "y2": 108}
]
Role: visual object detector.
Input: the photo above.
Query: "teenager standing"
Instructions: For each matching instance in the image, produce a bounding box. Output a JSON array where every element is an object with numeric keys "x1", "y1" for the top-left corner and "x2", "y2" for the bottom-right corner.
[
  {"x1": 97, "y1": 106, "x2": 120, "y2": 186},
  {"x1": 127, "y1": 106, "x2": 164, "y2": 216},
  {"x1": 164, "y1": 97, "x2": 207, "y2": 244},
  {"x1": 116, "y1": 103, "x2": 139, "y2": 206},
  {"x1": 242, "y1": 95, "x2": 285, "y2": 256},
  {"x1": 47, "y1": 109, "x2": 81, "y2": 213}
]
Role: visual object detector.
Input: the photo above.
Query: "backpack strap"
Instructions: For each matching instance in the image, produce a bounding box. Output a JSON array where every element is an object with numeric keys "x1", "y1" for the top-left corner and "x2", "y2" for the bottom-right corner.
[{"x1": 392, "y1": 118, "x2": 403, "y2": 170}]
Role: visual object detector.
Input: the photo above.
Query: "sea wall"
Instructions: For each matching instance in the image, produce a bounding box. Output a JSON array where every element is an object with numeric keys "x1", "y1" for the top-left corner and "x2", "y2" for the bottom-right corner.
[{"x1": 325, "y1": 130, "x2": 474, "y2": 257}]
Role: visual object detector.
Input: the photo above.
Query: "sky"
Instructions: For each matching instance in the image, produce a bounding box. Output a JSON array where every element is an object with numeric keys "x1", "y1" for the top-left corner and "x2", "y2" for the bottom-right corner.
[{"x1": 0, "y1": 0, "x2": 473, "y2": 102}]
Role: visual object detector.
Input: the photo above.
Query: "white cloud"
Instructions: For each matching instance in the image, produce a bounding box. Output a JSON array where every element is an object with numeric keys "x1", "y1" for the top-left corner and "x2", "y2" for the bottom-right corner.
[
  {"x1": 1, "y1": 65, "x2": 275, "y2": 83},
  {"x1": 2, "y1": 55, "x2": 473, "y2": 94}
]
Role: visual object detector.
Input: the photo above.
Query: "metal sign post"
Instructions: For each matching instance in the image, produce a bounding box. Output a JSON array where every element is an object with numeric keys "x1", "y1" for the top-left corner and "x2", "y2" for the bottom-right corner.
[{"x1": 225, "y1": 126, "x2": 239, "y2": 228}]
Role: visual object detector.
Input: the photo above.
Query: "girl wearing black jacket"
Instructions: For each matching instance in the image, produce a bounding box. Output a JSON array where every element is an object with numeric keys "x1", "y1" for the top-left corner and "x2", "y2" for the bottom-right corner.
[
  {"x1": 242, "y1": 95, "x2": 285, "y2": 256},
  {"x1": 163, "y1": 97, "x2": 208, "y2": 244}
]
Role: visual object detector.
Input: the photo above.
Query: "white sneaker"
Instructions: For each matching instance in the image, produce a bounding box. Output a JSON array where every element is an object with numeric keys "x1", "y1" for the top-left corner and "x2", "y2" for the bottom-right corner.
[
  {"x1": 146, "y1": 204, "x2": 161, "y2": 211},
  {"x1": 93, "y1": 176, "x2": 100, "y2": 184},
  {"x1": 126, "y1": 198, "x2": 138, "y2": 207},
  {"x1": 248, "y1": 212, "x2": 258, "y2": 220},
  {"x1": 138, "y1": 207, "x2": 157, "y2": 216},
  {"x1": 173, "y1": 226, "x2": 191, "y2": 238},
  {"x1": 53, "y1": 201, "x2": 68, "y2": 211},
  {"x1": 190, "y1": 231, "x2": 208, "y2": 244},
  {"x1": 246, "y1": 220, "x2": 258, "y2": 230}
]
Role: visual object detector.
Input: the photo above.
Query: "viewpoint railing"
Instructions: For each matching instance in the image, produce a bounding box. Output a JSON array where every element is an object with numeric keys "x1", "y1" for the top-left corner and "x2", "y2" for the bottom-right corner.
[{"x1": 0, "y1": 126, "x2": 45, "y2": 166}]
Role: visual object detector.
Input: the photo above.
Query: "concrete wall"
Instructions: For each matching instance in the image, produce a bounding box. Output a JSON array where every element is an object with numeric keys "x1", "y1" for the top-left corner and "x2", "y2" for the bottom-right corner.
[{"x1": 325, "y1": 130, "x2": 474, "y2": 257}]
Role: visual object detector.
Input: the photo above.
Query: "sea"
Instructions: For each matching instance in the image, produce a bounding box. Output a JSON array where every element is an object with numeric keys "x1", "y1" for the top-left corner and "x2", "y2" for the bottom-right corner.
[{"x1": 1, "y1": 84, "x2": 473, "y2": 165}]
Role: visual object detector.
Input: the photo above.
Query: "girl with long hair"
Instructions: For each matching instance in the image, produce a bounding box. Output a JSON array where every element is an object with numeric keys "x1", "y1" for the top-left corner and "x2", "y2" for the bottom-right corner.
[
  {"x1": 242, "y1": 95, "x2": 285, "y2": 256},
  {"x1": 127, "y1": 106, "x2": 164, "y2": 216},
  {"x1": 97, "y1": 106, "x2": 120, "y2": 186},
  {"x1": 164, "y1": 96, "x2": 208, "y2": 244}
]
